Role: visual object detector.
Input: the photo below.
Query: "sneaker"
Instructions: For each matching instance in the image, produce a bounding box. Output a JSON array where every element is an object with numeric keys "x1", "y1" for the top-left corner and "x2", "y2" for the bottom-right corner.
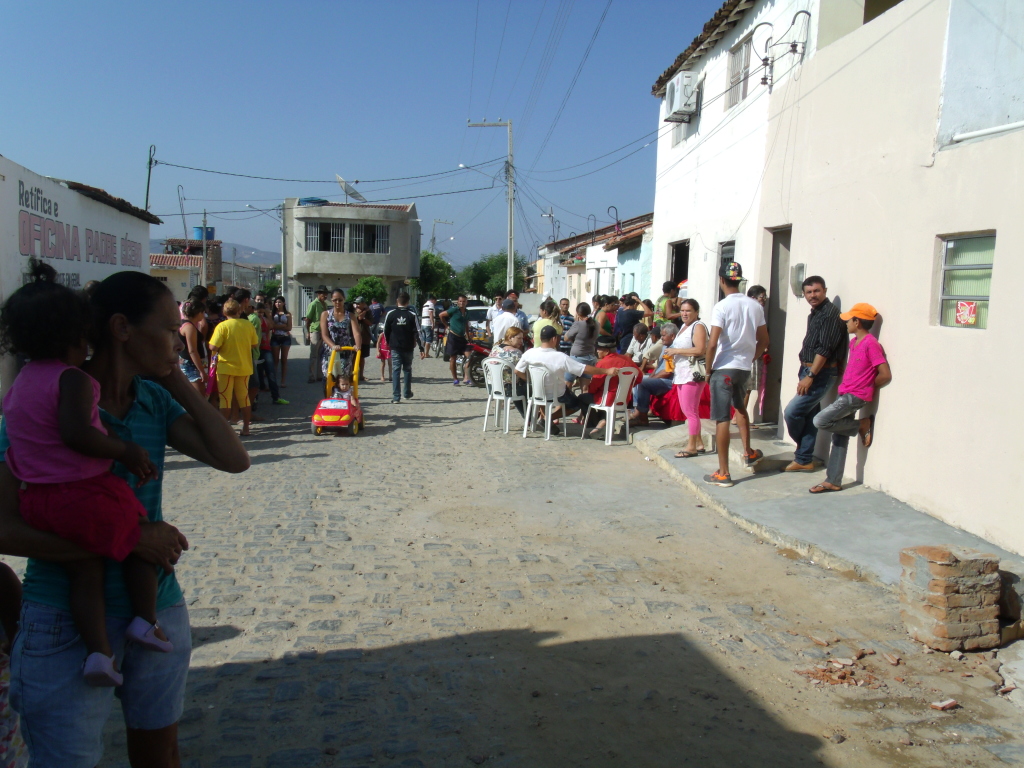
[
  {"x1": 273, "y1": 398, "x2": 290, "y2": 405},
  {"x1": 703, "y1": 470, "x2": 734, "y2": 487},
  {"x1": 404, "y1": 392, "x2": 413, "y2": 400},
  {"x1": 744, "y1": 449, "x2": 764, "y2": 467},
  {"x1": 391, "y1": 398, "x2": 400, "y2": 404},
  {"x1": 783, "y1": 461, "x2": 816, "y2": 472}
]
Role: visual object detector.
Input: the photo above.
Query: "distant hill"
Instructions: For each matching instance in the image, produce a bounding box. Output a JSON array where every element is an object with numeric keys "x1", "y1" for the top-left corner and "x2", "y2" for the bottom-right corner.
[{"x1": 149, "y1": 239, "x2": 280, "y2": 267}]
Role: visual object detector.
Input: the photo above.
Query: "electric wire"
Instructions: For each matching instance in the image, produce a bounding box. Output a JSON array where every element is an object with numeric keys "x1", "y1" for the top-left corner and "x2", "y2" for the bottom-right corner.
[
  {"x1": 526, "y1": 0, "x2": 613, "y2": 172},
  {"x1": 518, "y1": 0, "x2": 575, "y2": 141},
  {"x1": 503, "y1": 0, "x2": 549, "y2": 114},
  {"x1": 482, "y1": 0, "x2": 513, "y2": 121},
  {"x1": 153, "y1": 156, "x2": 504, "y2": 185}
]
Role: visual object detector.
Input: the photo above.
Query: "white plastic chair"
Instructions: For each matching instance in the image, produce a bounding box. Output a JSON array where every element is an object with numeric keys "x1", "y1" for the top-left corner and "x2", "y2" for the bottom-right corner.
[
  {"x1": 522, "y1": 364, "x2": 564, "y2": 440},
  {"x1": 580, "y1": 369, "x2": 638, "y2": 445},
  {"x1": 482, "y1": 358, "x2": 525, "y2": 433}
]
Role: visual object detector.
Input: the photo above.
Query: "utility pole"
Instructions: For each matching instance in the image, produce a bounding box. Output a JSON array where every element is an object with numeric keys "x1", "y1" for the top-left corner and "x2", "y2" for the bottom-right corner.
[
  {"x1": 430, "y1": 219, "x2": 454, "y2": 252},
  {"x1": 469, "y1": 119, "x2": 514, "y2": 290},
  {"x1": 232, "y1": 247, "x2": 237, "y2": 288},
  {"x1": 144, "y1": 145, "x2": 156, "y2": 211},
  {"x1": 201, "y1": 210, "x2": 209, "y2": 292}
]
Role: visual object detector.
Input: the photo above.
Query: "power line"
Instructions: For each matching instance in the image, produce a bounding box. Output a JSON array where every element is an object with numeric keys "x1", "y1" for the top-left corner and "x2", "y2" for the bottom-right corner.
[
  {"x1": 155, "y1": 184, "x2": 497, "y2": 218},
  {"x1": 527, "y1": 0, "x2": 613, "y2": 172},
  {"x1": 504, "y1": 0, "x2": 549, "y2": 114},
  {"x1": 518, "y1": 0, "x2": 575, "y2": 141},
  {"x1": 153, "y1": 156, "x2": 504, "y2": 185},
  {"x1": 482, "y1": 0, "x2": 513, "y2": 120},
  {"x1": 527, "y1": 127, "x2": 661, "y2": 174}
]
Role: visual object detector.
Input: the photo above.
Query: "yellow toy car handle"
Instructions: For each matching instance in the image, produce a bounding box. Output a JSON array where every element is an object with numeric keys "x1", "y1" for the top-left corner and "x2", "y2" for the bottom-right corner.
[{"x1": 324, "y1": 346, "x2": 362, "y2": 399}]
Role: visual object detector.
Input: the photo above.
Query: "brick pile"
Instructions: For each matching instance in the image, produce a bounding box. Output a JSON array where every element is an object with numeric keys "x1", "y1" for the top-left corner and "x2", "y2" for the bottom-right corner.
[{"x1": 899, "y1": 545, "x2": 1001, "y2": 652}]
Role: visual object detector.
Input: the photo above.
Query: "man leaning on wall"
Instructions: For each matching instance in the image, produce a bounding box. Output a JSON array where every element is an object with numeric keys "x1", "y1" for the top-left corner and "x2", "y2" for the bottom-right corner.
[{"x1": 782, "y1": 276, "x2": 847, "y2": 472}]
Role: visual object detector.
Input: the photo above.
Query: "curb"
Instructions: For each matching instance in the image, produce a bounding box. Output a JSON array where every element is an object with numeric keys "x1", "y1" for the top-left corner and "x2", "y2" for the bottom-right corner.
[{"x1": 631, "y1": 427, "x2": 895, "y2": 592}]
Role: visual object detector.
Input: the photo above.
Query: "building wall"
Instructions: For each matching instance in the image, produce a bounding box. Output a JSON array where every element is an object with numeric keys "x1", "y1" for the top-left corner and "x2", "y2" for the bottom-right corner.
[
  {"x1": 615, "y1": 230, "x2": 654, "y2": 299},
  {"x1": 282, "y1": 198, "x2": 420, "y2": 311},
  {"x1": 756, "y1": 0, "x2": 1024, "y2": 552},
  {"x1": 651, "y1": 0, "x2": 819, "y2": 322},
  {"x1": 936, "y1": 0, "x2": 1024, "y2": 145},
  {"x1": 152, "y1": 268, "x2": 195, "y2": 302}
]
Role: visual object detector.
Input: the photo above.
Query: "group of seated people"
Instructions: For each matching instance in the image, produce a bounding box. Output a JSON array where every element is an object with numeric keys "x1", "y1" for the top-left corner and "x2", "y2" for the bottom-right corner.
[{"x1": 486, "y1": 299, "x2": 701, "y2": 437}]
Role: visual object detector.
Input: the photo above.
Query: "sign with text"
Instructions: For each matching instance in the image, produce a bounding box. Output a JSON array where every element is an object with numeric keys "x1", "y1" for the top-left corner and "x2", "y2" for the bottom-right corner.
[{"x1": 1, "y1": 155, "x2": 149, "y2": 304}]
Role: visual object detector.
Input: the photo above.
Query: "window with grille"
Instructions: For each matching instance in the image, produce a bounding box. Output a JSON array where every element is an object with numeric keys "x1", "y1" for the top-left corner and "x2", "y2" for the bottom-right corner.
[
  {"x1": 304, "y1": 221, "x2": 346, "y2": 252},
  {"x1": 939, "y1": 234, "x2": 994, "y2": 329},
  {"x1": 349, "y1": 224, "x2": 390, "y2": 254},
  {"x1": 727, "y1": 37, "x2": 752, "y2": 109}
]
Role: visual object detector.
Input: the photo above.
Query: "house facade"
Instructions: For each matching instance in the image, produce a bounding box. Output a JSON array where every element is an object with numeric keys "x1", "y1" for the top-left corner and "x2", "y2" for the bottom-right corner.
[
  {"x1": 753, "y1": 0, "x2": 1024, "y2": 552},
  {"x1": 282, "y1": 198, "x2": 420, "y2": 313},
  {"x1": 150, "y1": 253, "x2": 200, "y2": 301},
  {"x1": 650, "y1": 0, "x2": 907, "y2": 314}
]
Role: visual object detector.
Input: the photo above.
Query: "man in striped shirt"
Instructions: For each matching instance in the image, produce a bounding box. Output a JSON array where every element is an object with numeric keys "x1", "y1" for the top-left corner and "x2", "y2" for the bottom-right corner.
[{"x1": 783, "y1": 275, "x2": 848, "y2": 472}]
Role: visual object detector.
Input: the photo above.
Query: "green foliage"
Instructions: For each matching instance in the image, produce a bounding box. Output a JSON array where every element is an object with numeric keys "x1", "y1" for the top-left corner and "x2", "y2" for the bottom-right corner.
[
  {"x1": 260, "y1": 279, "x2": 281, "y2": 299},
  {"x1": 411, "y1": 251, "x2": 463, "y2": 299},
  {"x1": 351, "y1": 276, "x2": 389, "y2": 303},
  {"x1": 460, "y1": 249, "x2": 527, "y2": 299}
]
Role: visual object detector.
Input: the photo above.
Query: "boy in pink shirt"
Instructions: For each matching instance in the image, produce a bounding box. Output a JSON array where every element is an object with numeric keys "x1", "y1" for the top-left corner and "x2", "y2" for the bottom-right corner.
[{"x1": 809, "y1": 303, "x2": 892, "y2": 493}]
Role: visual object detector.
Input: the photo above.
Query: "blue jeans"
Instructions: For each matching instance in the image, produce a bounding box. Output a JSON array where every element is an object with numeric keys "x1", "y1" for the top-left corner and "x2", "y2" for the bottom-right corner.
[
  {"x1": 391, "y1": 347, "x2": 414, "y2": 400},
  {"x1": 564, "y1": 354, "x2": 596, "y2": 383},
  {"x1": 813, "y1": 393, "x2": 866, "y2": 486},
  {"x1": 633, "y1": 377, "x2": 673, "y2": 413},
  {"x1": 783, "y1": 365, "x2": 836, "y2": 464},
  {"x1": 9, "y1": 601, "x2": 191, "y2": 768},
  {"x1": 259, "y1": 348, "x2": 280, "y2": 400}
]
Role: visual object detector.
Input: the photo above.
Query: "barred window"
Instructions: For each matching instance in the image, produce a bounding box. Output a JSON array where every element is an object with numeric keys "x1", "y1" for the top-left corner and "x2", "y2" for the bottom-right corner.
[
  {"x1": 304, "y1": 221, "x2": 346, "y2": 252},
  {"x1": 349, "y1": 224, "x2": 390, "y2": 254}
]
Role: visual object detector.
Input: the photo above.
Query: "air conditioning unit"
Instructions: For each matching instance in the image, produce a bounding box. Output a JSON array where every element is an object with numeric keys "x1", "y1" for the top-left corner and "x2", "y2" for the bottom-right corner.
[{"x1": 664, "y1": 70, "x2": 698, "y2": 123}]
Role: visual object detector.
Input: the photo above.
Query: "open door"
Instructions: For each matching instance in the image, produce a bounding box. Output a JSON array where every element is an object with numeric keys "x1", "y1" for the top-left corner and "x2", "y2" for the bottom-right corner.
[{"x1": 762, "y1": 228, "x2": 791, "y2": 425}]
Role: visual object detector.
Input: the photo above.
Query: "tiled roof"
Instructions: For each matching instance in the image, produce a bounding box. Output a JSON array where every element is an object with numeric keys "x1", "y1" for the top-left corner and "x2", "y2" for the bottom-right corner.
[
  {"x1": 315, "y1": 202, "x2": 414, "y2": 212},
  {"x1": 602, "y1": 223, "x2": 651, "y2": 251},
  {"x1": 59, "y1": 181, "x2": 162, "y2": 225},
  {"x1": 651, "y1": 0, "x2": 755, "y2": 96},
  {"x1": 150, "y1": 253, "x2": 202, "y2": 269},
  {"x1": 548, "y1": 212, "x2": 654, "y2": 253}
]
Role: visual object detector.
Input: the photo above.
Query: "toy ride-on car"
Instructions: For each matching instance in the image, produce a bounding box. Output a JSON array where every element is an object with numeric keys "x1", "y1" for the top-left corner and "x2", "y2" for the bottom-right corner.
[{"x1": 311, "y1": 346, "x2": 364, "y2": 436}]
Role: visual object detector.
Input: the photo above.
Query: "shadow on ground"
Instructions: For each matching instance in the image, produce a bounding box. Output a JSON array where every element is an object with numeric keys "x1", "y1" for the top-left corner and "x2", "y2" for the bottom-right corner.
[{"x1": 107, "y1": 628, "x2": 824, "y2": 767}]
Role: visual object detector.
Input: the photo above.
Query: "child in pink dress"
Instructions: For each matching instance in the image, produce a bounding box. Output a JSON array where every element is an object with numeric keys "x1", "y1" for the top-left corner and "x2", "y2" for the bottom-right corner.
[
  {"x1": 376, "y1": 330, "x2": 392, "y2": 382},
  {"x1": 0, "y1": 261, "x2": 171, "y2": 687}
]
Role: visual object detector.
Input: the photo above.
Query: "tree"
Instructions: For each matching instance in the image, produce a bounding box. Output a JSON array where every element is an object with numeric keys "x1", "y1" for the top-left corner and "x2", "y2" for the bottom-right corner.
[
  {"x1": 260, "y1": 279, "x2": 281, "y2": 299},
  {"x1": 461, "y1": 249, "x2": 527, "y2": 299},
  {"x1": 411, "y1": 251, "x2": 463, "y2": 299},
  {"x1": 351, "y1": 276, "x2": 389, "y2": 303}
]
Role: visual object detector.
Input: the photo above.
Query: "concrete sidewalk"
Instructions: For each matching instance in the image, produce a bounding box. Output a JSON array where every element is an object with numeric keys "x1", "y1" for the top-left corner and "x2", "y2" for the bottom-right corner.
[{"x1": 631, "y1": 422, "x2": 1024, "y2": 588}]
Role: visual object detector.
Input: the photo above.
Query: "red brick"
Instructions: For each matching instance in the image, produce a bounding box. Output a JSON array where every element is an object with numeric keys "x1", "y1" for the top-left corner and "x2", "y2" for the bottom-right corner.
[
  {"x1": 944, "y1": 606, "x2": 999, "y2": 624},
  {"x1": 902, "y1": 545, "x2": 958, "y2": 565},
  {"x1": 962, "y1": 634, "x2": 1001, "y2": 651},
  {"x1": 928, "y1": 560, "x2": 999, "y2": 578}
]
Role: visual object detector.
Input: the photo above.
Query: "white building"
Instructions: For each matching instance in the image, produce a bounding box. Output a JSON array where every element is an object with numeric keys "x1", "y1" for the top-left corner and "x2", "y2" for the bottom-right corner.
[
  {"x1": 1, "y1": 154, "x2": 157, "y2": 392},
  {"x1": 282, "y1": 198, "x2": 420, "y2": 312},
  {"x1": 754, "y1": 0, "x2": 1024, "y2": 552},
  {"x1": 650, "y1": 0, "x2": 907, "y2": 337}
]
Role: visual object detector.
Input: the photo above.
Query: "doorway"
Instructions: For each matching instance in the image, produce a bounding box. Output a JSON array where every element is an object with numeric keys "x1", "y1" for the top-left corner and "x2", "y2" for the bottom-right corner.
[
  {"x1": 670, "y1": 241, "x2": 689, "y2": 291},
  {"x1": 762, "y1": 228, "x2": 791, "y2": 425}
]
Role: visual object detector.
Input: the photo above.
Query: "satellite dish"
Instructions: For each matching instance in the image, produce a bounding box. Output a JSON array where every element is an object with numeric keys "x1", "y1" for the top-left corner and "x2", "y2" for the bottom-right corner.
[{"x1": 335, "y1": 175, "x2": 367, "y2": 203}]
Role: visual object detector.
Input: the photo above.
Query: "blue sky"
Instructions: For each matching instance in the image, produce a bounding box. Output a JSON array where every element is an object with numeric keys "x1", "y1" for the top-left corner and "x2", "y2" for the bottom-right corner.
[{"x1": 3, "y1": 0, "x2": 722, "y2": 266}]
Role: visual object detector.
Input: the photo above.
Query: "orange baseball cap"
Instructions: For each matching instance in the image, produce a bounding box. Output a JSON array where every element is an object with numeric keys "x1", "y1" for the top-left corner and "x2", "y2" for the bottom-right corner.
[{"x1": 840, "y1": 303, "x2": 878, "y2": 321}]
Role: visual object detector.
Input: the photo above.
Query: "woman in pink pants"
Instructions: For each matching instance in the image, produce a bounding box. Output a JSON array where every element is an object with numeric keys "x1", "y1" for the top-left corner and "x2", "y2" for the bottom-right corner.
[{"x1": 663, "y1": 299, "x2": 708, "y2": 458}]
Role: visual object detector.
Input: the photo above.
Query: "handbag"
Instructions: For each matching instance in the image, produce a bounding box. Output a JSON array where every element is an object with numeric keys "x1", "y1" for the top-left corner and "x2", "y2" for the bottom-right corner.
[{"x1": 687, "y1": 322, "x2": 709, "y2": 382}]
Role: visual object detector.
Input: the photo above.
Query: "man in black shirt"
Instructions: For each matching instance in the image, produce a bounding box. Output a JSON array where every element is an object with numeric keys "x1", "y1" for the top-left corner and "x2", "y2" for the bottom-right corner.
[
  {"x1": 615, "y1": 296, "x2": 647, "y2": 353},
  {"x1": 783, "y1": 275, "x2": 847, "y2": 471},
  {"x1": 383, "y1": 292, "x2": 425, "y2": 403}
]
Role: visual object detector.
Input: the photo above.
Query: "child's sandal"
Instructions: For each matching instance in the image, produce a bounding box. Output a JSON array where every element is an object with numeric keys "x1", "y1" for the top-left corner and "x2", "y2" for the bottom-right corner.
[{"x1": 126, "y1": 616, "x2": 174, "y2": 653}]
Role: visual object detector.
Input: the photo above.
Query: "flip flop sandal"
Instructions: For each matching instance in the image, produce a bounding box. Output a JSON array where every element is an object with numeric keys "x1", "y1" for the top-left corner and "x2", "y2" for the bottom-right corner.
[
  {"x1": 675, "y1": 450, "x2": 700, "y2": 458},
  {"x1": 860, "y1": 415, "x2": 876, "y2": 448},
  {"x1": 809, "y1": 484, "x2": 841, "y2": 494}
]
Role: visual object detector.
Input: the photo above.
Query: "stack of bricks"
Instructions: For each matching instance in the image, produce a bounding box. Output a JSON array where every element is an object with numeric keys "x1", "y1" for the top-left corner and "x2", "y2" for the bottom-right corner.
[{"x1": 899, "y1": 545, "x2": 1001, "y2": 652}]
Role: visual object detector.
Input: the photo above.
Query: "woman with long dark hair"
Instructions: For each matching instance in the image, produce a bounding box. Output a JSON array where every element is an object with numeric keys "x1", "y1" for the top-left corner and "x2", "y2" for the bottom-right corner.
[
  {"x1": 319, "y1": 289, "x2": 363, "y2": 381},
  {"x1": 0, "y1": 270, "x2": 248, "y2": 766},
  {"x1": 562, "y1": 301, "x2": 598, "y2": 384},
  {"x1": 270, "y1": 296, "x2": 293, "y2": 388},
  {"x1": 662, "y1": 298, "x2": 709, "y2": 457}
]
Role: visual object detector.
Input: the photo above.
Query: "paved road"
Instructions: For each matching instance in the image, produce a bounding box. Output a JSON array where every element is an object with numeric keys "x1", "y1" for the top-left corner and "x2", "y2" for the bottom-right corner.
[{"x1": 93, "y1": 356, "x2": 1020, "y2": 767}]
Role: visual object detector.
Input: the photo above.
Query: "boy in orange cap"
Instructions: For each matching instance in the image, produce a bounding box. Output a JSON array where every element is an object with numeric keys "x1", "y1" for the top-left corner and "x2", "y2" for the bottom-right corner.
[{"x1": 809, "y1": 303, "x2": 892, "y2": 493}]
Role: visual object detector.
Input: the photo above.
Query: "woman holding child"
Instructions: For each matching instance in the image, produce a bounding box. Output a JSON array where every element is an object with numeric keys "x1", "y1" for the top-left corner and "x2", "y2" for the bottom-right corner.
[{"x1": 0, "y1": 266, "x2": 248, "y2": 767}]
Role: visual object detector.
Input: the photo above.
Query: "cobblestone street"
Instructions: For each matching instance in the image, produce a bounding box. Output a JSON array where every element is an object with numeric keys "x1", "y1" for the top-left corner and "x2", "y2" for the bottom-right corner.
[{"x1": 98, "y1": 356, "x2": 1021, "y2": 767}]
